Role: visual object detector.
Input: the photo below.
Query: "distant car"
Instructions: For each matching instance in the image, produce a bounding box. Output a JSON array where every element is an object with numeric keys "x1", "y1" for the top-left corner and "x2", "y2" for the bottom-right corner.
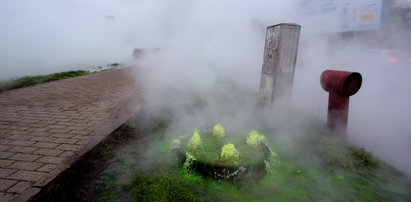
[
  {"x1": 363, "y1": 49, "x2": 410, "y2": 66},
  {"x1": 132, "y1": 48, "x2": 160, "y2": 59}
]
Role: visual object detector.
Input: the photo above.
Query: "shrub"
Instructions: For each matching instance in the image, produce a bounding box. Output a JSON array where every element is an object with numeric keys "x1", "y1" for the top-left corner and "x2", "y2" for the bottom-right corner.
[
  {"x1": 212, "y1": 124, "x2": 225, "y2": 139},
  {"x1": 186, "y1": 130, "x2": 203, "y2": 151},
  {"x1": 246, "y1": 130, "x2": 266, "y2": 147},
  {"x1": 220, "y1": 143, "x2": 240, "y2": 164},
  {"x1": 169, "y1": 139, "x2": 181, "y2": 151}
]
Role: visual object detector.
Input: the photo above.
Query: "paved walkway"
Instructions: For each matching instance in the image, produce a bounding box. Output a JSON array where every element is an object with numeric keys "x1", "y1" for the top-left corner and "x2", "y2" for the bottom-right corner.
[{"x1": 0, "y1": 67, "x2": 141, "y2": 201}]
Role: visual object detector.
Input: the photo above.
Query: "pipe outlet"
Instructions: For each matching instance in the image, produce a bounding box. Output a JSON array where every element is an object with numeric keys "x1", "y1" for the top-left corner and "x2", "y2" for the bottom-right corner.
[{"x1": 320, "y1": 70, "x2": 362, "y2": 134}]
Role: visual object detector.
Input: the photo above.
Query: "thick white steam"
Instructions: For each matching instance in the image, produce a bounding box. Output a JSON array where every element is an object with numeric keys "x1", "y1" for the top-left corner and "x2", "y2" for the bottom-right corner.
[{"x1": 1, "y1": 0, "x2": 410, "y2": 175}]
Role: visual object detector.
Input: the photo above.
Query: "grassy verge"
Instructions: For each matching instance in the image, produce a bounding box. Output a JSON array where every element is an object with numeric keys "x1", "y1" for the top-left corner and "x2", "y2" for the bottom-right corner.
[
  {"x1": 0, "y1": 70, "x2": 88, "y2": 92},
  {"x1": 94, "y1": 121, "x2": 411, "y2": 202}
]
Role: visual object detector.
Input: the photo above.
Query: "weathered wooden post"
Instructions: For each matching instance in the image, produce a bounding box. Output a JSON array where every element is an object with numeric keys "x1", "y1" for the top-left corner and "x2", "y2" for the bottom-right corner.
[{"x1": 260, "y1": 23, "x2": 301, "y2": 106}]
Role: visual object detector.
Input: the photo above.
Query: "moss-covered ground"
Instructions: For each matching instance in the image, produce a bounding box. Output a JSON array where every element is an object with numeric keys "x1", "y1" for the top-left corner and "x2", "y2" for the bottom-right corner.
[{"x1": 94, "y1": 120, "x2": 411, "y2": 202}]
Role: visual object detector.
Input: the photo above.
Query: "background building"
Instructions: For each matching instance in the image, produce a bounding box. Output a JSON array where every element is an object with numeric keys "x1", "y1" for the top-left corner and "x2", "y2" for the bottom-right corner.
[{"x1": 304, "y1": 0, "x2": 411, "y2": 50}]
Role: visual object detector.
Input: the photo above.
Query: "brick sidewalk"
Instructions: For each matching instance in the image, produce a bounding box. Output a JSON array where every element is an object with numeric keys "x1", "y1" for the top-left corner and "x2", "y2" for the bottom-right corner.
[{"x1": 0, "y1": 67, "x2": 141, "y2": 201}]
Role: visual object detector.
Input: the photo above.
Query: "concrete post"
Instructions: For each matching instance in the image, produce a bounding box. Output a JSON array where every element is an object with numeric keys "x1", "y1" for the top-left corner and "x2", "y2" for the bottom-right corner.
[{"x1": 260, "y1": 23, "x2": 301, "y2": 107}]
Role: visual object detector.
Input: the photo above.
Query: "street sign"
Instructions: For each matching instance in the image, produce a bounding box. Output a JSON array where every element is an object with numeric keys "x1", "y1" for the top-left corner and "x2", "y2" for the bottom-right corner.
[{"x1": 304, "y1": 0, "x2": 389, "y2": 33}]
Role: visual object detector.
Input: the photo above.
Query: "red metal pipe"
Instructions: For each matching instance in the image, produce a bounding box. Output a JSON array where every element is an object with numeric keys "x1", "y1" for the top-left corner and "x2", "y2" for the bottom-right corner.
[{"x1": 320, "y1": 70, "x2": 362, "y2": 134}]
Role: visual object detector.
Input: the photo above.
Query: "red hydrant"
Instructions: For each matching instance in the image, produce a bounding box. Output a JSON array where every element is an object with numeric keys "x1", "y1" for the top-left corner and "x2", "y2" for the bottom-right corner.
[{"x1": 320, "y1": 70, "x2": 362, "y2": 134}]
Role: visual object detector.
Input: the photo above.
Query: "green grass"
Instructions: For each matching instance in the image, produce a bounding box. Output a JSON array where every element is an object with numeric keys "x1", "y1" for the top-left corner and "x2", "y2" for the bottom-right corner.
[
  {"x1": 124, "y1": 172, "x2": 198, "y2": 202},
  {"x1": 350, "y1": 147, "x2": 379, "y2": 168},
  {"x1": 121, "y1": 160, "x2": 398, "y2": 202},
  {"x1": 95, "y1": 123, "x2": 411, "y2": 202},
  {"x1": 0, "y1": 70, "x2": 88, "y2": 92}
]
